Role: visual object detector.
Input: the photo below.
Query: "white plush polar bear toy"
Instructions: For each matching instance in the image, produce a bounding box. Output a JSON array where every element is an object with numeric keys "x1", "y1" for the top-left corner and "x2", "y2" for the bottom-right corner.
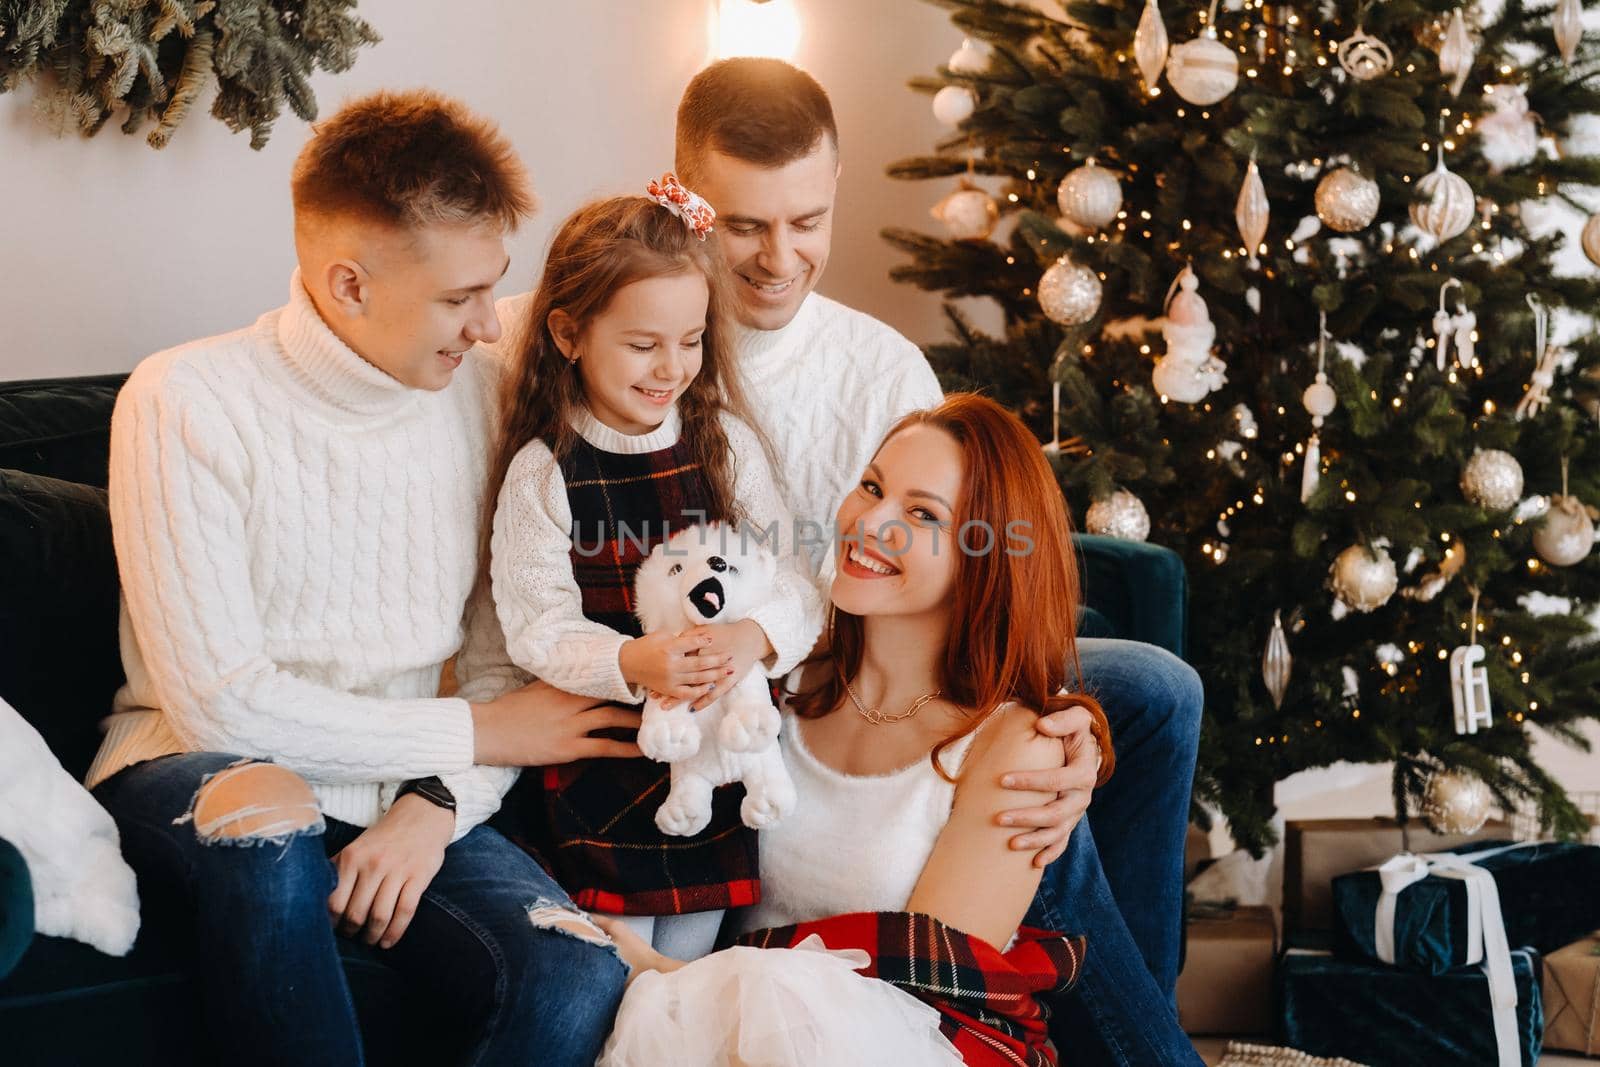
[{"x1": 633, "y1": 523, "x2": 798, "y2": 837}]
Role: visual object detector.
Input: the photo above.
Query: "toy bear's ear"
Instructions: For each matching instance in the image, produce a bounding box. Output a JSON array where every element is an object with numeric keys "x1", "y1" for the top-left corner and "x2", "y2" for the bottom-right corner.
[{"x1": 633, "y1": 539, "x2": 678, "y2": 634}]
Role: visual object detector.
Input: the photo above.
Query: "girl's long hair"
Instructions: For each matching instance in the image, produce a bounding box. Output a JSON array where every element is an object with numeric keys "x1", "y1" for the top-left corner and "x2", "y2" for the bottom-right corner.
[
  {"x1": 479, "y1": 195, "x2": 759, "y2": 591},
  {"x1": 790, "y1": 393, "x2": 1115, "y2": 784}
]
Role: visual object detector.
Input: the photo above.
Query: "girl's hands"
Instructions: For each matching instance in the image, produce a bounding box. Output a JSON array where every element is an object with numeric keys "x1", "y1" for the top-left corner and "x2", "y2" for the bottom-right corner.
[
  {"x1": 661, "y1": 620, "x2": 772, "y2": 711},
  {"x1": 619, "y1": 630, "x2": 734, "y2": 700}
]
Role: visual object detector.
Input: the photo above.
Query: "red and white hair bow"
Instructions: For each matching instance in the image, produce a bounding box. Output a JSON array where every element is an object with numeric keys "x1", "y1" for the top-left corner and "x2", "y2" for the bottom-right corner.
[{"x1": 646, "y1": 172, "x2": 716, "y2": 241}]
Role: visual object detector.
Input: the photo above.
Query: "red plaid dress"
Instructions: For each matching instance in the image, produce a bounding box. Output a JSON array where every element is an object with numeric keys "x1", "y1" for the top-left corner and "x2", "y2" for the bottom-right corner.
[
  {"x1": 499, "y1": 434, "x2": 760, "y2": 915},
  {"x1": 737, "y1": 911, "x2": 1084, "y2": 1067}
]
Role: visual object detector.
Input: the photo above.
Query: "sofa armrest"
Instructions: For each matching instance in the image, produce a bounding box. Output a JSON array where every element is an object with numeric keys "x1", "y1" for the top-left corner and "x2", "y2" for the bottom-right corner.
[
  {"x1": 1071, "y1": 533, "x2": 1189, "y2": 660},
  {"x1": 0, "y1": 836, "x2": 33, "y2": 981}
]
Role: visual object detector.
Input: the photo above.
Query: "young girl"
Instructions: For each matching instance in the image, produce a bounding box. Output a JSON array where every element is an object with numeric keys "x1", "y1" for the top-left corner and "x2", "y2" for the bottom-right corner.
[{"x1": 483, "y1": 177, "x2": 823, "y2": 961}]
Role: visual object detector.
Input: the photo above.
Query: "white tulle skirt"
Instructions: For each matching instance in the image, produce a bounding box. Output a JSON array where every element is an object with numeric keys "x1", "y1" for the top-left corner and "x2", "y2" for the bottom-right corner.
[{"x1": 596, "y1": 934, "x2": 965, "y2": 1067}]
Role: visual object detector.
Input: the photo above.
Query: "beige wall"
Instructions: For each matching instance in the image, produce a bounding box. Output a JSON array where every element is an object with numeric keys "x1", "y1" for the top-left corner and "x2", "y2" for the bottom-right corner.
[{"x1": 0, "y1": 0, "x2": 958, "y2": 380}]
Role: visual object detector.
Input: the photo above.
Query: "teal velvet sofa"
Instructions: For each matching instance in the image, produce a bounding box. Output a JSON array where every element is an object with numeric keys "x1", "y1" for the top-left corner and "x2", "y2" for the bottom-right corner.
[{"x1": 0, "y1": 372, "x2": 1190, "y2": 1064}]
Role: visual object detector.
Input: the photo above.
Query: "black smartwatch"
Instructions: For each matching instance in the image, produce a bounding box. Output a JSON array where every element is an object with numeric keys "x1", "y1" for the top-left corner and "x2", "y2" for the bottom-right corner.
[{"x1": 396, "y1": 776, "x2": 457, "y2": 812}]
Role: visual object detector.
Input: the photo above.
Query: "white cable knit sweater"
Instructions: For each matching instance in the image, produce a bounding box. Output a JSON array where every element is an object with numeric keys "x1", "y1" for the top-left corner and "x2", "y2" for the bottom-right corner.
[
  {"x1": 489, "y1": 406, "x2": 824, "y2": 699},
  {"x1": 491, "y1": 291, "x2": 943, "y2": 572},
  {"x1": 84, "y1": 273, "x2": 527, "y2": 840}
]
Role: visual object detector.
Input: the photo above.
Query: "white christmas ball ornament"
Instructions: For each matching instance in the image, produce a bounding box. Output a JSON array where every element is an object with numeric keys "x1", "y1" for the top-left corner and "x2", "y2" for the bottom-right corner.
[
  {"x1": 1460, "y1": 448, "x2": 1524, "y2": 511},
  {"x1": 1315, "y1": 168, "x2": 1381, "y2": 233},
  {"x1": 1086, "y1": 490, "x2": 1151, "y2": 542},
  {"x1": 1410, "y1": 159, "x2": 1475, "y2": 242},
  {"x1": 1057, "y1": 160, "x2": 1123, "y2": 230},
  {"x1": 948, "y1": 38, "x2": 988, "y2": 74},
  {"x1": 1329, "y1": 544, "x2": 1398, "y2": 613},
  {"x1": 1037, "y1": 256, "x2": 1102, "y2": 325},
  {"x1": 932, "y1": 85, "x2": 977, "y2": 126},
  {"x1": 1421, "y1": 770, "x2": 1493, "y2": 834},
  {"x1": 931, "y1": 182, "x2": 999, "y2": 241},
  {"x1": 1533, "y1": 495, "x2": 1596, "y2": 566},
  {"x1": 1303, "y1": 380, "x2": 1337, "y2": 419},
  {"x1": 1167, "y1": 33, "x2": 1238, "y2": 105},
  {"x1": 1581, "y1": 214, "x2": 1600, "y2": 267}
]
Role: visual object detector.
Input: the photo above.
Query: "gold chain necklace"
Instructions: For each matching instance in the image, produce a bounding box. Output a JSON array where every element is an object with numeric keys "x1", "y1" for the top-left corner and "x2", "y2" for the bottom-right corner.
[{"x1": 844, "y1": 679, "x2": 942, "y2": 725}]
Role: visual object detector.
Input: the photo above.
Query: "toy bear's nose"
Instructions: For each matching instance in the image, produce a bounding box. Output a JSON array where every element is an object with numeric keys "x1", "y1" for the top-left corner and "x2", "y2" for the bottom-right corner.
[{"x1": 707, "y1": 556, "x2": 728, "y2": 572}]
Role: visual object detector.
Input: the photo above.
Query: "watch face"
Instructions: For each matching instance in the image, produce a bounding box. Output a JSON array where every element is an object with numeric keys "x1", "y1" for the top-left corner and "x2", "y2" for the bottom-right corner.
[{"x1": 403, "y1": 778, "x2": 456, "y2": 811}]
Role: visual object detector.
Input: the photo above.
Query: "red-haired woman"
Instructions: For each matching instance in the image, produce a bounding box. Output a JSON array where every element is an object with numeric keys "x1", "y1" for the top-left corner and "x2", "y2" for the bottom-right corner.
[{"x1": 594, "y1": 393, "x2": 1114, "y2": 1067}]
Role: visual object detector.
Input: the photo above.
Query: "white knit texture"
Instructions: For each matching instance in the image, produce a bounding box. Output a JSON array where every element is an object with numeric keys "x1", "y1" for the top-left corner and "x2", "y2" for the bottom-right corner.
[
  {"x1": 86, "y1": 273, "x2": 526, "y2": 839},
  {"x1": 489, "y1": 407, "x2": 824, "y2": 698}
]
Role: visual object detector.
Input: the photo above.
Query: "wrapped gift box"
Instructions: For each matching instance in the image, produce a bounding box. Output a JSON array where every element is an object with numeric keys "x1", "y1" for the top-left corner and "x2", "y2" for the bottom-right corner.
[
  {"x1": 1279, "y1": 948, "x2": 1543, "y2": 1066},
  {"x1": 1283, "y1": 817, "x2": 1509, "y2": 937},
  {"x1": 1331, "y1": 840, "x2": 1600, "y2": 973},
  {"x1": 1177, "y1": 905, "x2": 1276, "y2": 1035},
  {"x1": 1542, "y1": 932, "x2": 1600, "y2": 1055}
]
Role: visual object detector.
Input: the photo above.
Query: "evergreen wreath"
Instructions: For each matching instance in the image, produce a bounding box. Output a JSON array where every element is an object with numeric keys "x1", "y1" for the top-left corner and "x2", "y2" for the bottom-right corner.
[{"x1": 0, "y1": 1, "x2": 379, "y2": 149}]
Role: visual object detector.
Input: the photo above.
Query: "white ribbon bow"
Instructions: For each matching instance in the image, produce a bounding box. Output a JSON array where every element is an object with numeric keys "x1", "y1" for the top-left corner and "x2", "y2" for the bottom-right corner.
[{"x1": 1371, "y1": 842, "x2": 1535, "y2": 1067}]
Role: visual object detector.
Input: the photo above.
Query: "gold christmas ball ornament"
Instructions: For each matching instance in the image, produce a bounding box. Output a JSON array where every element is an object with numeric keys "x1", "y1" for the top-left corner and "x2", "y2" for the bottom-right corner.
[
  {"x1": 1086, "y1": 489, "x2": 1151, "y2": 542},
  {"x1": 1581, "y1": 214, "x2": 1600, "y2": 267},
  {"x1": 1420, "y1": 770, "x2": 1494, "y2": 835},
  {"x1": 1037, "y1": 256, "x2": 1103, "y2": 325},
  {"x1": 1329, "y1": 544, "x2": 1399, "y2": 613},
  {"x1": 1410, "y1": 160, "x2": 1476, "y2": 243},
  {"x1": 932, "y1": 85, "x2": 977, "y2": 126},
  {"x1": 1166, "y1": 33, "x2": 1239, "y2": 105},
  {"x1": 1460, "y1": 448, "x2": 1524, "y2": 511},
  {"x1": 1057, "y1": 160, "x2": 1123, "y2": 230},
  {"x1": 931, "y1": 180, "x2": 999, "y2": 241},
  {"x1": 1533, "y1": 495, "x2": 1597, "y2": 567},
  {"x1": 1338, "y1": 28, "x2": 1394, "y2": 81},
  {"x1": 1315, "y1": 168, "x2": 1381, "y2": 233}
]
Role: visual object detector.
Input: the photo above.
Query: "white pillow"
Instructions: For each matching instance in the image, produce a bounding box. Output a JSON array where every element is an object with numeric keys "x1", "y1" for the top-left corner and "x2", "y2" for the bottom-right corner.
[{"x1": 0, "y1": 696, "x2": 139, "y2": 955}]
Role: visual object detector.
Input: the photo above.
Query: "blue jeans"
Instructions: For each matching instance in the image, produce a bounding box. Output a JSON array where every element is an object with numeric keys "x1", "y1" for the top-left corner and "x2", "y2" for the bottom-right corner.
[
  {"x1": 1029, "y1": 638, "x2": 1205, "y2": 1066},
  {"x1": 94, "y1": 752, "x2": 627, "y2": 1067}
]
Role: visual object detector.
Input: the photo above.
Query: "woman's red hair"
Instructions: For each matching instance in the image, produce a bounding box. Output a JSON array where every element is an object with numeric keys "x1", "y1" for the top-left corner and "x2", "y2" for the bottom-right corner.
[{"x1": 791, "y1": 393, "x2": 1114, "y2": 783}]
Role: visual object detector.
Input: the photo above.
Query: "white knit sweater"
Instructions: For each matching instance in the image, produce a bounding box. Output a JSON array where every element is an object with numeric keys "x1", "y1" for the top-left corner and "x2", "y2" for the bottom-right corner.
[
  {"x1": 491, "y1": 291, "x2": 943, "y2": 573},
  {"x1": 85, "y1": 273, "x2": 527, "y2": 840},
  {"x1": 489, "y1": 406, "x2": 824, "y2": 699}
]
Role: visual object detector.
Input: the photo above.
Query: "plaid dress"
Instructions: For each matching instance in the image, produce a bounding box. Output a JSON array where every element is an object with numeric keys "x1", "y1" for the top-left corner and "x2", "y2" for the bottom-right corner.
[
  {"x1": 737, "y1": 911, "x2": 1084, "y2": 1067},
  {"x1": 501, "y1": 432, "x2": 760, "y2": 915}
]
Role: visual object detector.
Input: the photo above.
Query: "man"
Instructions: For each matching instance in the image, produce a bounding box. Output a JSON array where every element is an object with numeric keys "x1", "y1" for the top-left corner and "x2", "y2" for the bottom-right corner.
[
  {"x1": 667, "y1": 59, "x2": 1205, "y2": 1065},
  {"x1": 85, "y1": 91, "x2": 632, "y2": 1067}
]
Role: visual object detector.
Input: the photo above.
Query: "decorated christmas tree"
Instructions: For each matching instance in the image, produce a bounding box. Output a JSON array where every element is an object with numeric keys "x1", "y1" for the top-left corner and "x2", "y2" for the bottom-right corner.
[{"x1": 887, "y1": 0, "x2": 1600, "y2": 852}]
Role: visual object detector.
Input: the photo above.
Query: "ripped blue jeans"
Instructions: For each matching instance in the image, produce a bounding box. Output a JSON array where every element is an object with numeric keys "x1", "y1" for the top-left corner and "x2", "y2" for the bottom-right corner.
[{"x1": 93, "y1": 752, "x2": 627, "y2": 1067}]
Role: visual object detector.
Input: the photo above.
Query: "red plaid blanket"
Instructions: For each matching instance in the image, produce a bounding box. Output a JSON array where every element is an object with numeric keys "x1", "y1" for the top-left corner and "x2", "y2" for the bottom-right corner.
[{"x1": 737, "y1": 911, "x2": 1083, "y2": 1066}]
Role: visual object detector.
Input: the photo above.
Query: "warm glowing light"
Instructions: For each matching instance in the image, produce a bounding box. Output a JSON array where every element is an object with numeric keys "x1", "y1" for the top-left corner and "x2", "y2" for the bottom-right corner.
[{"x1": 715, "y1": 0, "x2": 801, "y2": 60}]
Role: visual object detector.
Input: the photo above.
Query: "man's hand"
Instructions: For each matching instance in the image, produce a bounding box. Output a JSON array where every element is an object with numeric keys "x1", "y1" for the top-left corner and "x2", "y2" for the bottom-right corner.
[
  {"x1": 327, "y1": 794, "x2": 453, "y2": 949},
  {"x1": 663, "y1": 619, "x2": 771, "y2": 711},
  {"x1": 997, "y1": 703, "x2": 1103, "y2": 867},
  {"x1": 471, "y1": 679, "x2": 643, "y2": 766}
]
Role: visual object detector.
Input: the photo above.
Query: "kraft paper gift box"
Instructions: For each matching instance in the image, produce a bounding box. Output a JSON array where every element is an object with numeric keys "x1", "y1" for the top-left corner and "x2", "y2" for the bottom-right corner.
[
  {"x1": 1283, "y1": 817, "x2": 1508, "y2": 937},
  {"x1": 1278, "y1": 947, "x2": 1542, "y2": 1067},
  {"x1": 1542, "y1": 932, "x2": 1600, "y2": 1055},
  {"x1": 1177, "y1": 905, "x2": 1276, "y2": 1035},
  {"x1": 1330, "y1": 840, "x2": 1600, "y2": 974}
]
